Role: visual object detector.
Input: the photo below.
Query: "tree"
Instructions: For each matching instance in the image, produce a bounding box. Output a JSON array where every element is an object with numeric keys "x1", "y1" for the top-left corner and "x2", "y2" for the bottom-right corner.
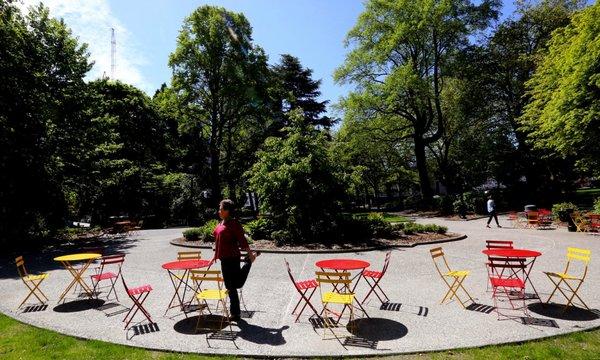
[
  {"x1": 335, "y1": 0, "x2": 499, "y2": 201},
  {"x1": 0, "y1": 1, "x2": 92, "y2": 243},
  {"x1": 247, "y1": 110, "x2": 345, "y2": 243},
  {"x1": 168, "y1": 5, "x2": 270, "y2": 205},
  {"x1": 84, "y1": 79, "x2": 173, "y2": 225},
  {"x1": 520, "y1": 2, "x2": 600, "y2": 173},
  {"x1": 272, "y1": 54, "x2": 332, "y2": 129}
]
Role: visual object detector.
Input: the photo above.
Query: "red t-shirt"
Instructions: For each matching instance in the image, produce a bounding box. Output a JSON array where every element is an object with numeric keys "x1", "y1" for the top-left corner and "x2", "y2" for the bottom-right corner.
[{"x1": 213, "y1": 219, "x2": 249, "y2": 260}]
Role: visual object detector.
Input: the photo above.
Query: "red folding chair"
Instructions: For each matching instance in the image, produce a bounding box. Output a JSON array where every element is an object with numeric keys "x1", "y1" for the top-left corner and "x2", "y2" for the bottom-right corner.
[
  {"x1": 487, "y1": 257, "x2": 528, "y2": 320},
  {"x1": 485, "y1": 241, "x2": 514, "y2": 291},
  {"x1": 284, "y1": 259, "x2": 320, "y2": 322},
  {"x1": 91, "y1": 254, "x2": 125, "y2": 301},
  {"x1": 361, "y1": 251, "x2": 392, "y2": 305},
  {"x1": 121, "y1": 276, "x2": 153, "y2": 329}
]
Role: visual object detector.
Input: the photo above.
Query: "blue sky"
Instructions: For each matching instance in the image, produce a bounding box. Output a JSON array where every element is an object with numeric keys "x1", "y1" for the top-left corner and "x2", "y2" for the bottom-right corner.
[{"x1": 23, "y1": 0, "x2": 518, "y2": 113}]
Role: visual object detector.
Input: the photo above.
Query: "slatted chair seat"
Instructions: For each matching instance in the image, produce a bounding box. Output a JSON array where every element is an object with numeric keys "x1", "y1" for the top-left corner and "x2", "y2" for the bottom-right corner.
[
  {"x1": 446, "y1": 270, "x2": 469, "y2": 277},
  {"x1": 91, "y1": 271, "x2": 117, "y2": 281},
  {"x1": 490, "y1": 277, "x2": 525, "y2": 288},
  {"x1": 296, "y1": 279, "x2": 319, "y2": 289},
  {"x1": 24, "y1": 274, "x2": 48, "y2": 281},
  {"x1": 127, "y1": 284, "x2": 152, "y2": 296},
  {"x1": 545, "y1": 271, "x2": 579, "y2": 280},
  {"x1": 322, "y1": 292, "x2": 354, "y2": 304},
  {"x1": 196, "y1": 289, "x2": 228, "y2": 300},
  {"x1": 362, "y1": 270, "x2": 383, "y2": 279}
]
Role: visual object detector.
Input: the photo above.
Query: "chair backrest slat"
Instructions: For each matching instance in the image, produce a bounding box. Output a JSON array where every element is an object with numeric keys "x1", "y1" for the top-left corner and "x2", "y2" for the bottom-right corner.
[
  {"x1": 15, "y1": 256, "x2": 27, "y2": 277},
  {"x1": 485, "y1": 240, "x2": 514, "y2": 250},
  {"x1": 429, "y1": 247, "x2": 444, "y2": 258},
  {"x1": 567, "y1": 247, "x2": 591, "y2": 264},
  {"x1": 177, "y1": 251, "x2": 202, "y2": 260},
  {"x1": 190, "y1": 269, "x2": 223, "y2": 282},
  {"x1": 101, "y1": 254, "x2": 125, "y2": 265}
]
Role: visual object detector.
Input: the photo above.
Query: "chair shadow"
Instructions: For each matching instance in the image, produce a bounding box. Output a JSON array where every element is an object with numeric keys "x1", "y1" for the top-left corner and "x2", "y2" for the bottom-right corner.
[
  {"x1": 173, "y1": 314, "x2": 229, "y2": 335},
  {"x1": 528, "y1": 302, "x2": 600, "y2": 321},
  {"x1": 53, "y1": 298, "x2": 105, "y2": 313},
  {"x1": 236, "y1": 319, "x2": 289, "y2": 346},
  {"x1": 346, "y1": 318, "x2": 408, "y2": 341}
]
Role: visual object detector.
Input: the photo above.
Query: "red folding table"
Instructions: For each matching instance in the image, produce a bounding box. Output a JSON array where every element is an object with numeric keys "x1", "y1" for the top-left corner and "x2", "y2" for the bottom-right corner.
[
  {"x1": 482, "y1": 248, "x2": 542, "y2": 300},
  {"x1": 162, "y1": 259, "x2": 211, "y2": 315},
  {"x1": 315, "y1": 259, "x2": 370, "y2": 293}
]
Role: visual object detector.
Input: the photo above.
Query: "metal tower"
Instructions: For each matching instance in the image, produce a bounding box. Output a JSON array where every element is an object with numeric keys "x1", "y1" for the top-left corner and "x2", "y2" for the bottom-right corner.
[{"x1": 110, "y1": 28, "x2": 116, "y2": 79}]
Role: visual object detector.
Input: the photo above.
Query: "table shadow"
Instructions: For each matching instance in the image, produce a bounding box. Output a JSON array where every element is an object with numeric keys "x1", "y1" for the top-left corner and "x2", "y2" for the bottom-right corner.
[
  {"x1": 173, "y1": 314, "x2": 229, "y2": 335},
  {"x1": 528, "y1": 302, "x2": 600, "y2": 321},
  {"x1": 346, "y1": 317, "x2": 408, "y2": 341},
  {"x1": 53, "y1": 298, "x2": 105, "y2": 313}
]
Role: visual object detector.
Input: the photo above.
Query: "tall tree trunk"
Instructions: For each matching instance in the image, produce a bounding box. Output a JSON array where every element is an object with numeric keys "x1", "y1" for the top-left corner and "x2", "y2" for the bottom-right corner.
[
  {"x1": 209, "y1": 146, "x2": 221, "y2": 207},
  {"x1": 414, "y1": 135, "x2": 432, "y2": 202}
]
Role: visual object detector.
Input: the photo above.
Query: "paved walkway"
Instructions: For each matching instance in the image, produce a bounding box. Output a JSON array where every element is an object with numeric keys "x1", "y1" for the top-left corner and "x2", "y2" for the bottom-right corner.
[{"x1": 1, "y1": 216, "x2": 599, "y2": 357}]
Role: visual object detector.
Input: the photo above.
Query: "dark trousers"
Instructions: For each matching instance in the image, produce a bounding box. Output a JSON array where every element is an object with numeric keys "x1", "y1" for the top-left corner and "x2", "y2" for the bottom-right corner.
[
  {"x1": 487, "y1": 210, "x2": 499, "y2": 225},
  {"x1": 220, "y1": 257, "x2": 252, "y2": 317}
]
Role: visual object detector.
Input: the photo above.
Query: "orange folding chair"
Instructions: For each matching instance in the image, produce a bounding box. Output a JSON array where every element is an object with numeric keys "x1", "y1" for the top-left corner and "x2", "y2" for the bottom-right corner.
[
  {"x1": 526, "y1": 211, "x2": 539, "y2": 228},
  {"x1": 590, "y1": 214, "x2": 600, "y2": 232},
  {"x1": 430, "y1": 247, "x2": 474, "y2": 308},
  {"x1": 121, "y1": 276, "x2": 153, "y2": 329},
  {"x1": 15, "y1": 256, "x2": 49, "y2": 308},
  {"x1": 487, "y1": 257, "x2": 528, "y2": 319},
  {"x1": 360, "y1": 251, "x2": 392, "y2": 305},
  {"x1": 284, "y1": 259, "x2": 320, "y2": 322},
  {"x1": 544, "y1": 247, "x2": 591, "y2": 311},
  {"x1": 90, "y1": 254, "x2": 125, "y2": 301}
]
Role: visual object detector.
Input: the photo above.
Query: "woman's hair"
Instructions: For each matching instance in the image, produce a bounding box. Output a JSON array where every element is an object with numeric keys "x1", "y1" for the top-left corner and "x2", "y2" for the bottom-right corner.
[{"x1": 219, "y1": 199, "x2": 236, "y2": 217}]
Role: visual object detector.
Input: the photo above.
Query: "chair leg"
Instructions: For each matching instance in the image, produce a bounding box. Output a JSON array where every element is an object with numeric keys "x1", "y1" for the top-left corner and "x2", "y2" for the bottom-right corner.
[
  {"x1": 294, "y1": 287, "x2": 318, "y2": 322},
  {"x1": 562, "y1": 280, "x2": 589, "y2": 311},
  {"x1": 545, "y1": 276, "x2": 563, "y2": 304}
]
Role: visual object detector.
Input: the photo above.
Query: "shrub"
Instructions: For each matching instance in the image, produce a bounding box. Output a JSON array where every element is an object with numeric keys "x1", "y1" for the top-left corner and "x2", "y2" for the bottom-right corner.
[
  {"x1": 270, "y1": 230, "x2": 291, "y2": 246},
  {"x1": 182, "y1": 227, "x2": 202, "y2": 241},
  {"x1": 433, "y1": 195, "x2": 455, "y2": 214},
  {"x1": 552, "y1": 202, "x2": 578, "y2": 214},
  {"x1": 244, "y1": 218, "x2": 275, "y2": 240},
  {"x1": 366, "y1": 213, "x2": 396, "y2": 238},
  {"x1": 183, "y1": 219, "x2": 219, "y2": 242},
  {"x1": 393, "y1": 222, "x2": 447, "y2": 235},
  {"x1": 594, "y1": 198, "x2": 600, "y2": 214}
]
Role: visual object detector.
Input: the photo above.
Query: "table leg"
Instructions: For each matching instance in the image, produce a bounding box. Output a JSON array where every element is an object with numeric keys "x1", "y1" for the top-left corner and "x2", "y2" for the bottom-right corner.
[
  {"x1": 58, "y1": 260, "x2": 95, "y2": 302},
  {"x1": 524, "y1": 258, "x2": 541, "y2": 300},
  {"x1": 164, "y1": 270, "x2": 185, "y2": 315}
]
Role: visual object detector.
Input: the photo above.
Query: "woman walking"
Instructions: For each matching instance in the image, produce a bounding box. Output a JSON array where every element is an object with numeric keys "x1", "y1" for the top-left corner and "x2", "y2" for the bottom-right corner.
[{"x1": 211, "y1": 199, "x2": 257, "y2": 321}]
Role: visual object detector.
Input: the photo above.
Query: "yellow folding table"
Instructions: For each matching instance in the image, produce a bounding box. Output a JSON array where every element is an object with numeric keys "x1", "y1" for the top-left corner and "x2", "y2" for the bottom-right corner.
[{"x1": 54, "y1": 253, "x2": 101, "y2": 302}]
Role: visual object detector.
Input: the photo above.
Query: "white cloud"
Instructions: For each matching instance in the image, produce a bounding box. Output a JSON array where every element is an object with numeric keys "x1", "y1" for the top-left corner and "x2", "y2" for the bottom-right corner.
[{"x1": 19, "y1": 0, "x2": 154, "y2": 93}]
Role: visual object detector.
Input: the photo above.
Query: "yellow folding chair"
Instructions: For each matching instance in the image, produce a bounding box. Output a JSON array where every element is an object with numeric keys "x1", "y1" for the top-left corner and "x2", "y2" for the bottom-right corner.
[
  {"x1": 177, "y1": 251, "x2": 202, "y2": 260},
  {"x1": 190, "y1": 269, "x2": 235, "y2": 344},
  {"x1": 571, "y1": 212, "x2": 590, "y2": 232},
  {"x1": 430, "y1": 247, "x2": 474, "y2": 308},
  {"x1": 15, "y1": 256, "x2": 49, "y2": 308},
  {"x1": 544, "y1": 247, "x2": 591, "y2": 311},
  {"x1": 315, "y1": 271, "x2": 368, "y2": 340}
]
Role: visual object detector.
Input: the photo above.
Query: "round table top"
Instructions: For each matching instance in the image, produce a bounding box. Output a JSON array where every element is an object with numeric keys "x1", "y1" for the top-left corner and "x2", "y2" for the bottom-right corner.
[
  {"x1": 315, "y1": 259, "x2": 370, "y2": 271},
  {"x1": 482, "y1": 249, "x2": 542, "y2": 258},
  {"x1": 54, "y1": 253, "x2": 102, "y2": 262},
  {"x1": 162, "y1": 259, "x2": 211, "y2": 271}
]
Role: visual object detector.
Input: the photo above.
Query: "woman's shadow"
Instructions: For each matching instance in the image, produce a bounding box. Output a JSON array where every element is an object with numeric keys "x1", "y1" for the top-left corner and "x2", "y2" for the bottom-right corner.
[{"x1": 236, "y1": 319, "x2": 289, "y2": 346}]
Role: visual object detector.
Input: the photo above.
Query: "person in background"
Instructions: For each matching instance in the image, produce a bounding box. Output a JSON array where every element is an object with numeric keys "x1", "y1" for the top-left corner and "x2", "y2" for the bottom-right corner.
[
  {"x1": 486, "y1": 192, "x2": 501, "y2": 228},
  {"x1": 211, "y1": 199, "x2": 258, "y2": 321}
]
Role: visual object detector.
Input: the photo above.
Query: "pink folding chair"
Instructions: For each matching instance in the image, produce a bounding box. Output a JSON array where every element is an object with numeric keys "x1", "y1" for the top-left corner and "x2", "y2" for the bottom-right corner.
[
  {"x1": 121, "y1": 276, "x2": 153, "y2": 329},
  {"x1": 361, "y1": 251, "x2": 392, "y2": 305},
  {"x1": 284, "y1": 259, "x2": 320, "y2": 322},
  {"x1": 91, "y1": 254, "x2": 125, "y2": 301}
]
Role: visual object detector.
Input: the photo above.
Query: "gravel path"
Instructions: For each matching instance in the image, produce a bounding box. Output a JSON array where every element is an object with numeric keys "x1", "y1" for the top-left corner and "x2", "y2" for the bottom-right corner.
[{"x1": 1, "y1": 216, "x2": 599, "y2": 357}]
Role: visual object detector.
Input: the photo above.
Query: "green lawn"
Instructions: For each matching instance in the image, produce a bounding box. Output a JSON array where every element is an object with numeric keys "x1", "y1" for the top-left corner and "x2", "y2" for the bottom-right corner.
[{"x1": 1, "y1": 313, "x2": 599, "y2": 359}]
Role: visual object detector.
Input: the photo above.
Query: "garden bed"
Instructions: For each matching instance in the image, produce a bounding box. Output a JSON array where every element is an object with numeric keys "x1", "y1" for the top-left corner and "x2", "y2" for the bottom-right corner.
[{"x1": 170, "y1": 232, "x2": 465, "y2": 253}]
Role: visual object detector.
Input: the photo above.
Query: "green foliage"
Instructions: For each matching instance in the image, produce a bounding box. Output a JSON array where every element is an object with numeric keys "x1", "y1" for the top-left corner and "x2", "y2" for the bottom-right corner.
[
  {"x1": 394, "y1": 222, "x2": 448, "y2": 235},
  {"x1": 247, "y1": 110, "x2": 345, "y2": 244},
  {"x1": 335, "y1": 0, "x2": 499, "y2": 200},
  {"x1": 182, "y1": 219, "x2": 219, "y2": 242},
  {"x1": 520, "y1": 2, "x2": 600, "y2": 173},
  {"x1": 594, "y1": 198, "x2": 600, "y2": 214},
  {"x1": 552, "y1": 202, "x2": 579, "y2": 214},
  {"x1": 244, "y1": 218, "x2": 275, "y2": 240}
]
